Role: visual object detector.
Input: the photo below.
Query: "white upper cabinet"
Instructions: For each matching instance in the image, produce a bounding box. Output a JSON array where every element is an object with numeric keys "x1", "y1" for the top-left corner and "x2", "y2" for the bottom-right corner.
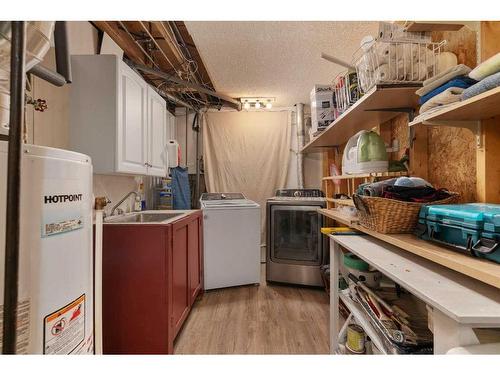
[
  {"x1": 117, "y1": 63, "x2": 148, "y2": 174},
  {"x1": 147, "y1": 86, "x2": 167, "y2": 177},
  {"x1": 69, "y1": 54, "x2": 171, "y2": 177}
]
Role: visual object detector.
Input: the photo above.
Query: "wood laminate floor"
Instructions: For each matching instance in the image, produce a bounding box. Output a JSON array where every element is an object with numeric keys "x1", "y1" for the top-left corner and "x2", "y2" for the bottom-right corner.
[{"x1": 174, "y1": 265, "x2": 330, "y2": 354}]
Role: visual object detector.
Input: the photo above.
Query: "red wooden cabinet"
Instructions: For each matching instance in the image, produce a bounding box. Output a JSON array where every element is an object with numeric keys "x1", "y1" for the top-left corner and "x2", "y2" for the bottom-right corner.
[
  {"x1": 170, "y1": 212, "x2": 204, "y2": 339},
  {"x1": 102, "y1": 210, "x2": 203, "y2": 354}
]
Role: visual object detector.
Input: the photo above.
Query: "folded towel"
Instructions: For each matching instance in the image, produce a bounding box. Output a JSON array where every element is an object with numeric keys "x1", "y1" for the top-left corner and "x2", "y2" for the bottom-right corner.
[
  {"x1": 416, "y1": 64, "x2": 472, "y2": 97},
  {"x1": 419, "y1": 87, "x2": 464, "y2": 114},
  {"x1": 419, "y1": 76, "x2": 476, "y2": 105},
  {"x1": 469, "y1": 52, "x2": 500, "y2": 80},
  {"x1": 461, "y1": 71, "x2": 500, "y2": 100},
  {"x1": 412, "y1": 102, "x2": 461, "y2": 123}
]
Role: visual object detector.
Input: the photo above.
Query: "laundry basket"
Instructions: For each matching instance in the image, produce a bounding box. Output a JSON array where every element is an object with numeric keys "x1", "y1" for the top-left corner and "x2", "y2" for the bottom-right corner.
[
  {"x1": 354, "y1": 40, "x2": 445, "y2": 94},
  {"x1": 352, "y1": 192, "x2": 460, "y2": 234}
]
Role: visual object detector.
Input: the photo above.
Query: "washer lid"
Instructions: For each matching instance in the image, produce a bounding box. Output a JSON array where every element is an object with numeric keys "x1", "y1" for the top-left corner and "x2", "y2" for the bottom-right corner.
[
  {"x1": 202, "y1": 199, "x2": 259, "y2": 209},
  {"x1": 201, "y1": 192, "x2": 246, "y2": 201}
]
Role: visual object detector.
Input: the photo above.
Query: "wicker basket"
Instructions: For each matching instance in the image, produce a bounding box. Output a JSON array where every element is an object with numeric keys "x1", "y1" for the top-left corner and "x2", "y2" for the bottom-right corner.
[{"x1": 352, "y1": 192, "x2": 460, "y2": 234}]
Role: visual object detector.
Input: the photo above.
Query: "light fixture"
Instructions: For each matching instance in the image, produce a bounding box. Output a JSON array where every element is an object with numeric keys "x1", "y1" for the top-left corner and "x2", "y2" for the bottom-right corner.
[{"x1": 240, "y1": 97, "x2": 276, "y2": 110}]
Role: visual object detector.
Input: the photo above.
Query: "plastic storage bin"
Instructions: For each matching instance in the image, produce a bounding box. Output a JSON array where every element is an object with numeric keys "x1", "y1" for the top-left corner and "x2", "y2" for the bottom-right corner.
[{"x1": 416, "y1": 203, "x2": 500, "y2": 264}]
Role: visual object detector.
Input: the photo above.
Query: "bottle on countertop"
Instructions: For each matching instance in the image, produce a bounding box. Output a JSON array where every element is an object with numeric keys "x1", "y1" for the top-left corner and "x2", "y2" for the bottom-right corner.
[{"x1": 134, "y1": 196, "x2": 142, "y2": 212}]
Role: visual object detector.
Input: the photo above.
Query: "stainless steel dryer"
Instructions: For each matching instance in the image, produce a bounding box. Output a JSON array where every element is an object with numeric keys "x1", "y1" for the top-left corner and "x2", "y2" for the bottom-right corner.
[{"x1": 266, "y1": 189, "x2": 328, "y2": 287}]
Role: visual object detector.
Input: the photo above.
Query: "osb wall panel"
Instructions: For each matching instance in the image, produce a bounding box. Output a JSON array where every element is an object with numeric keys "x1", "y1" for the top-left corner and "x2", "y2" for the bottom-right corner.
[
  {"x1": 427, "y1": 26, "x2": 478, "y2": 202},
  {"x1": 428, "y1": 127, "x2": 477, "y2": 202},
  {"x1": 389, "y1": 113, "x2": 410, "y2": 161}
]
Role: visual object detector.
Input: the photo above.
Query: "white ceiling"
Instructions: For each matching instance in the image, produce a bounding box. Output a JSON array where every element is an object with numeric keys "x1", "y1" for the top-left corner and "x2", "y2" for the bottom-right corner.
[{"x1": 185, "y1": 21, "x2": 379, "y2": 107}]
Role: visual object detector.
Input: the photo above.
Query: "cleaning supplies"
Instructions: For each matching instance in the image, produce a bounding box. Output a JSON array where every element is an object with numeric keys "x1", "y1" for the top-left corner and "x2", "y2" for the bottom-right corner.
[{"x1": 342, "y1": 130, "x2": 388, "y2": 174}]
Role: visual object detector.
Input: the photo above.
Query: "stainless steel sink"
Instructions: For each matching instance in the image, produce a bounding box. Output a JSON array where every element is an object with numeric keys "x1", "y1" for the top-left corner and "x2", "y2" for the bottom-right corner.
[{"x1": 105, "y1": 212, "x2": 184, "y2": 224}]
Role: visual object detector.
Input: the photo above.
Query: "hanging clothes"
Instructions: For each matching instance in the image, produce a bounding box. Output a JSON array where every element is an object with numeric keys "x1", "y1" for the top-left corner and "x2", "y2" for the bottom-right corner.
[{"x1": 171, "y1": 166, "x2": 191, "y2": 210}]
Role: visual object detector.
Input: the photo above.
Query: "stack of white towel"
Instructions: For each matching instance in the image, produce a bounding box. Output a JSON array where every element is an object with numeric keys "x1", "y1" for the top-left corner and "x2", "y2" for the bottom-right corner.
[{"x1": 358, "y1": 41, "x2": 438, "y2": 92}]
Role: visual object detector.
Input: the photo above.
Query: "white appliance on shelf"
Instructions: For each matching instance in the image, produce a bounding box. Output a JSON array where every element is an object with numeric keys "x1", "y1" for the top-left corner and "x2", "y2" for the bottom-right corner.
[
  {"x1": 200, "y1": 193, "x2": 260, "y2": 290},
  {"x1": 0, "y1": 142, "x2": 94, "y2": 354}
]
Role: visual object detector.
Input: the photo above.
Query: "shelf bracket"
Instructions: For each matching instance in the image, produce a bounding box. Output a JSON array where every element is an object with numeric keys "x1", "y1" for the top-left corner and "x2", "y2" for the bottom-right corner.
[
  {"x1": 365, "y1": 107, "x2": 416, "y2": 147},
  {"x1": 422, "y1": 119, "x2": 483, "y2": 148}
]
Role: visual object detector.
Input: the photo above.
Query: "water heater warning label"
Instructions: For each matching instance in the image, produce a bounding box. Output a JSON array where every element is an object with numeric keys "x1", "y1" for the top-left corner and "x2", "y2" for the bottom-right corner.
[
  {"x1": 43, "y1": 295, "x2": 85, "y2": 354},
  {"x1": 42, "y1": 217, "x2": 83, "y2": 237}
]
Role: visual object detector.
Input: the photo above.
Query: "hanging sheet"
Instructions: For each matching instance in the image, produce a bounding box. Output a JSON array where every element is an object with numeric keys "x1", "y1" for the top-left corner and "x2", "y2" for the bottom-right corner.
[{"x1": 203, "y1": 110, "x2": 291, "y2": 246}]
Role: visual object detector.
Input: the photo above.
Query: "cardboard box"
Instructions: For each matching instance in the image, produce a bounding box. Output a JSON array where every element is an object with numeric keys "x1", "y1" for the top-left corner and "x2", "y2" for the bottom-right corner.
[{"x1": 310, "y1": 85, "x2": 334, "y2": 133}]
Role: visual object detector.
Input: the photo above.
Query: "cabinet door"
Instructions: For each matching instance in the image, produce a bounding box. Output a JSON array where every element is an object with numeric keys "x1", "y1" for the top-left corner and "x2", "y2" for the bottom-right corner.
[
  {"x1": 171, "y1": 219, "x2": 190, "y2": 337},
  {"x1": 188, "y1": 214, "x2": 203, "y2": 303},
  {"x1": 147, "y1": 88, "x2": 167, "y2": 177},
  {"x1": 117, "y1": 64, "x2": 148, "y2": 174}
]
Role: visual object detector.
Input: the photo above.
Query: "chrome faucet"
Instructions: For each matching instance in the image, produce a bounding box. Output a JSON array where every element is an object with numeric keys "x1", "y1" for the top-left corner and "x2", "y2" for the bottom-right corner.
[{"x1": 110, "y1": 191, "x2": 140, "y2": 217}]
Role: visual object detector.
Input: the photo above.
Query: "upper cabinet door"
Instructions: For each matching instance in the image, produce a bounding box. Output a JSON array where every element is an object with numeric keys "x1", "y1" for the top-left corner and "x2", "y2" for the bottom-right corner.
[
  {"x1": 147, "y1": 88, "x2": 167, "y2": 177},
  {"x1": 117, "y1": 64, "x2": 148, "y2": 175}
]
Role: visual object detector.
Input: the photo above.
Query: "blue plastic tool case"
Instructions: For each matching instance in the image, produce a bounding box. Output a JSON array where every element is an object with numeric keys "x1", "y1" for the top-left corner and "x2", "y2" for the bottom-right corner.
[{"x1": 416, "y1": 203, "x2": 500, "y2": 264}]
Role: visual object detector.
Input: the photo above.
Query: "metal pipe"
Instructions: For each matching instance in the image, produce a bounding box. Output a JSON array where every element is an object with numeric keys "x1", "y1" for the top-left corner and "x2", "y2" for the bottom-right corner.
[
  {"x1": 320, "y1": 52, "x2": 356, "y2": 70},
  {"x1": 162, "y1": 91, "x2": 194, "y2": 110},
  {"x1": 195, "y1": 113, "x2": 201, "y2": 208},
  {"x1": 2, "y1": 21, "x2": 26, "y2": 354},
  {"x1": 28, "y1": 64, "x2": 66, "y2": 87},
  {"x1": 54, "y1": 21, "x2": 72, "y2": 83},
  {"x1": 132, "y1": 63, "x2": 242, "y2": 110},
  {"x1": 296, "y1": 103, "x2": 305, "y2": 189}
]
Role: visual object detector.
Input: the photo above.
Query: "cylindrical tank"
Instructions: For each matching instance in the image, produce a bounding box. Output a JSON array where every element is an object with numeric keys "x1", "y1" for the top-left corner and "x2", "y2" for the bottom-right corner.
[{"x1": 0, "y1": 141, "x2": 94, "y2": 354}]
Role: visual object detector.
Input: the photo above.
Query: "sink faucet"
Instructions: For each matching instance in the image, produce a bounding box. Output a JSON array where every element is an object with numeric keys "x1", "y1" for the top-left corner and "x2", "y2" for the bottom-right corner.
[{"x1": 110, "y1": 191, "x2": 140, "y2": 217}]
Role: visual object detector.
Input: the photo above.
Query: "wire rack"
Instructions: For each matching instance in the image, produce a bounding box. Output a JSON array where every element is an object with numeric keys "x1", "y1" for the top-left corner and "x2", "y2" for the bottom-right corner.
[
  {"x1": 354, "y1": 39, "x2": 446, "y2": 94},
  {"x1": 332, "y1": 70, "x2": 362, "y2": 118}
]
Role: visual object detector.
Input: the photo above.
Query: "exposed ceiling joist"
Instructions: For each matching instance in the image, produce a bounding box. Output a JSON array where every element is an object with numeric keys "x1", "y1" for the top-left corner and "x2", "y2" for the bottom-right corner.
[
  {"x1": 92, "y1": 20, "x2": 231, "y2": 110},
  {"x1": 133, "y1": 62, "x2": 242, "y2": 110},
  {"x1": 93, "y1": 21, "x2": 146, "y2": 64}
]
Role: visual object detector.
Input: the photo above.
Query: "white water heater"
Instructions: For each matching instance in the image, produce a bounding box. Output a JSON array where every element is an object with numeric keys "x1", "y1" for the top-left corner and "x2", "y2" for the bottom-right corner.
[{"x1": 0, "y1": 141, "x2": 94, "y2": 354}]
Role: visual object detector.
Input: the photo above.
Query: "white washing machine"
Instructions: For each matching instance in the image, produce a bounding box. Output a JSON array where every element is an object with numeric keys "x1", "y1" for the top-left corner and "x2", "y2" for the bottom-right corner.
[{"x1": 200, "y1": 193, "x2": 260, "y2": 290}]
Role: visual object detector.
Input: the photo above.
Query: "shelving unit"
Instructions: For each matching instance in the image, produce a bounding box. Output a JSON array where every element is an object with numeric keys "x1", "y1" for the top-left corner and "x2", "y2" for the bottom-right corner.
[
  {"x1": 329, "y1": 234, "x2": 500, "y2": 354},
  {"x1": 302, "y1": 84, "x2": 420, "y2": 153},
  {"x1": 338, "y1": 292, "x2": 389, "y2": 354},
  {"x1": 322, "y1": 171, "x2": 408, "y2": 181},
  {"x1": 319, "y1": 208, "x2": 500, "y2": 289},
  {"x1": 409, "y1": 87, "x2": 500, "y2": 148},
  {"x1": 322, "y1": 171, "x2": 408, "y2": 209}
]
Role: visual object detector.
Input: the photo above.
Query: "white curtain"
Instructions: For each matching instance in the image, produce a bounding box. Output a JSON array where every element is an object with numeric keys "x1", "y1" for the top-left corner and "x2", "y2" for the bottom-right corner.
[{"x1": 203, "y1": 110, "x2": 291, "y2": 247}]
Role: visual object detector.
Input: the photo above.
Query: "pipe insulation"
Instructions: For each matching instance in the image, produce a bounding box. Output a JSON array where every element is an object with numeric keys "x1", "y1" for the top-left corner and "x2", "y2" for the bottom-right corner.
[
  {"x1": 2, "y1": 21, "x2": 26, "y2": 354},
  {"x1": 296, "y1": 103, "x2": 305, "y2": 189},
  {"x1": 53, "y1": 21, "x2": 72, "y2": 83},
  {"x1": 28, "y1": 64, "x2": 66, "y2": 87}
]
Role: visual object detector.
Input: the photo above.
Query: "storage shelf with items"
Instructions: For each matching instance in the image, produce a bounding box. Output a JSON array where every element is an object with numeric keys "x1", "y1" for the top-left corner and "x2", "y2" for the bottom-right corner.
[
  {"x1": 302, "y1": 84, "x2": 420, "y2": 153},
  {"x1": 329, "y1": 234, "x2": 500, "y2": 354},
  {"x1": 312, "y1": 22, "x2": 500, "y2": 356},
  {"x1": 320, "y1": 208, "x2": 500, "y2": 289}
]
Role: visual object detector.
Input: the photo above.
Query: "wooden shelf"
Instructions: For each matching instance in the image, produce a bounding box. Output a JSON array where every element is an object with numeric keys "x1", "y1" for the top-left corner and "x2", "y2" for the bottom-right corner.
[
  {"x1": 339, "y1": 292, "x2": 389, "y2": 354},
  {"x1": 319, "y1": 208, "x2": 500, "y2": 290},
  {"x1": 302, "y1": 84, "x2": 420, "y2": 153},
  {"x1": 332, "y1": 235, "x2": 500, "y2": 325},
  {"x1": 410, "y1": 87, "x2": 500, "y2": 126},
  {"x1": 326, "y1": 198, "x2": 355, "y2": 207},
  {"x1": 323, "y1": 171, "x2": 408, "y2": 181},
  {"x1": 320, "y1": 208, "x2": 359, "y2": 225},
  {"x1": 404, "y1": 22, "x2": 464, "y2": 32}
]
